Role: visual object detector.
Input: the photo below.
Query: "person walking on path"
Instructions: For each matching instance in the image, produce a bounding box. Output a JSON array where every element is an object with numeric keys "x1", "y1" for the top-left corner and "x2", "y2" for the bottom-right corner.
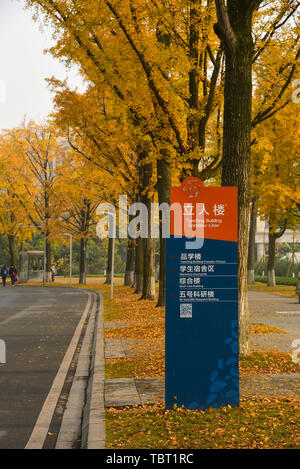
[
  {"x1": 9, "y1": 265, "x2": 18, "y2": 286},
  {"x1": 50, "y1": 264, "x2": 57, "y2": 282},
  {"x1": 1, "y1": 265, "x2": 8, "y2": 287}
]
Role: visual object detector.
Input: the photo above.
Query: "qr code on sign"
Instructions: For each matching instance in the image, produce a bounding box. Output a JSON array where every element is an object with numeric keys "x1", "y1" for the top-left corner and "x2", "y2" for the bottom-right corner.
[{"x1": 180, "y1": 303, "x2": 192, "y2": 318}]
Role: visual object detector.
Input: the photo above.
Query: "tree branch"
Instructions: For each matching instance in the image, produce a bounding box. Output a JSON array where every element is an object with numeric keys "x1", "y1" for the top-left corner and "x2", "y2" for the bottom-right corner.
[{"x1": 214, "y1": 0, "x2": 237, "y2": 52}]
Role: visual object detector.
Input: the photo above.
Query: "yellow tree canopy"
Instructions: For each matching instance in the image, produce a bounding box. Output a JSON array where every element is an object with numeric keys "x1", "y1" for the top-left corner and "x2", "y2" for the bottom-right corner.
[{"x1": 252, "y1": 104, "x2": 300, "y2": 233}]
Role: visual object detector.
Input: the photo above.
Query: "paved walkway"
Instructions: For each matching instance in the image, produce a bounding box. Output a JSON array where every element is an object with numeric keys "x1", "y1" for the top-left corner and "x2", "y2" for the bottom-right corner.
[
  {"x1": 105, "y1": 338, "x2": 164, "y2": 358},
  {"x1": 104, "y1": 291, "x2": 300, "y2": 408},
  {"x1": 248, "y1": 291, "x2": 300, "y2": 352},
  {"x1": 104, "y1": 374, "x2": 300, "y2": 408},
  {"x1": 55, "y1": 277, "x2": 124, "y2": 285}
]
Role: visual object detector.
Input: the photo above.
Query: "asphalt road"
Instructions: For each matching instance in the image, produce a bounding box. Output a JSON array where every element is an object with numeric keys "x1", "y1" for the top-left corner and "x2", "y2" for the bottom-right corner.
[{"x1": 0, "y1": 285, "x2": 89, "y2": 449}]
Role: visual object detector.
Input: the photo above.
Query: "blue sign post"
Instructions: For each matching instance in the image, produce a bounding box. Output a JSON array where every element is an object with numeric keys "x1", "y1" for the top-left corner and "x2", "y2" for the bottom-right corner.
[{"x1": 165, "y1": 178, "x2": 239, "y2": 410}]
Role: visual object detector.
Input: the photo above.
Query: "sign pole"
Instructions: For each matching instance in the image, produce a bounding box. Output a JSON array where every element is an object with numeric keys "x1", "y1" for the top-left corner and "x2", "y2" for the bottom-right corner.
[
  {"x1": 165, "y1": 177, "x2": 239, "y2": 411},
  {"x1": 43, "y1": 233, "x2": 46, "y2": 287},
  {"x1": 110, "y1": 214, "x2": 115, "y2": 300},
  {"x1": 69, "y1": 234, "x2": 73, "y2": 287}
]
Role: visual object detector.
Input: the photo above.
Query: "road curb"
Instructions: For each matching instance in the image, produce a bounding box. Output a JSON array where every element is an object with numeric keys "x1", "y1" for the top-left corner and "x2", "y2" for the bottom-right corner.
[
  {"x1": 81, "y1": 291, "x2": 105, "y2": 449},
  {"x1": 55, "y1": 291, "x2": 97, "y2": 449},
  {"x1": 25, "y1": 289, "x2": 93, "y2": 450}
]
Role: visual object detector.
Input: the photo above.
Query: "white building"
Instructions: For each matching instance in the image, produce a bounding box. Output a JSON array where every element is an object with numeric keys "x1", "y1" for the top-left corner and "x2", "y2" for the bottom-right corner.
[{"x1": 255, "y1": 218, "x2": 300, "y2": 261}]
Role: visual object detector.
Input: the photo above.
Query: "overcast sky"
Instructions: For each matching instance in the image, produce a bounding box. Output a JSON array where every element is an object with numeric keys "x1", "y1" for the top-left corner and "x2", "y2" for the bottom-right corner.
[{"x1": 0, "y1": 0, "x2": 84, "y2": 130}]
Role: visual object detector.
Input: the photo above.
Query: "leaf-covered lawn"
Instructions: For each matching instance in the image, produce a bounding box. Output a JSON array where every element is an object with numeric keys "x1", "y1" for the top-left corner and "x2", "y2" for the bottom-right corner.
[
  {"x1": 105, "y1": 350, "x2": 300, "y2": 379},
  {"x1": 240, "y1": 351, "x2": 300, "y2": 375},
  {"x1": 106, "y1": 398, "x2": 300, "y2": 449},
  {"x1": 250, "y1": 323, "x2": 286, "y2": 334},
  {"x1": 100, "y1": 285, "x2": 165, "y2": 340},
  {"x1": 248, "y1": 283, "x2": 297, "y2": 298},
  {"x1": 100, "y1": 286, "x2": 299, "y2": 377},
  {"x1": 106, "y1": 353, "x2": 165, "y2": 379}
]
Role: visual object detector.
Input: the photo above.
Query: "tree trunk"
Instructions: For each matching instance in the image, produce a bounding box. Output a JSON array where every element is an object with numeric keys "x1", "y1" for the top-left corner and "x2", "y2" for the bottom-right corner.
[
  {"x1": 46, "y1": 237, "x2": 52, "y2": 282},
  {"x1": 141, "y1": 203, "x2": 156, "y2": 300},
  {"x1": 7, "y1": 234, "x2": 17, "y2": 266},
  {"x1": 247, "y1": 196, "x2": 257, "y2": 284},
  {"x1": 187, "y1": 0, "x2": 200, "y2": 162},
  {"x1": 267, "y1": 232, "x2": 276, "y2": 287},
  {"x1": 134, "y1": 236, "x2": 143, "y2": 294},
  {"x1": 105, "y1": 237, "x2": 113, "y2": 284},
  {"x1": 216, "y1": 4, "x2": 255, "y2": 355},
  {"x1": 79, "y1": 237, "x2": 87, "y2": 284},
  {"x1": 124, "y1": 236, "x2": 135, "y2": 286},
  {"x1": 141, "y1": 162, "x2": 156, "y2": 301},
  {"x1": 156, "y1": 158, "x2": 171, "y2": 307}
]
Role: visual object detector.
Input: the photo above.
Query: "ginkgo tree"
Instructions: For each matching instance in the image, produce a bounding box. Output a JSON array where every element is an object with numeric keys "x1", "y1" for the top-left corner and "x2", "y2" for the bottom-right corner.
[
  {"x1": 248, "y1": 6, "x2": 300, "y2": 284},
  {"x1": 251, "y1": 105, "x2": 300, "y2": 286},
  {"x1": 214, "y1": 0, "x2": 300, "y2": 352},
  {"x1": 4, "y1": 123, "x2": 69, "y2": 281},
  {"x1": 0, "y1": 137, "x2": 32, "y2": 265},
  {"x1": 49, "y1": 81, "x2": 140, "y2": 286},
  {"x1": 55, "y1": 147, "x2": 114, "y2": 284},
  {"x1": 25, "y1": 0, "x2": 300, "y2": 352}
]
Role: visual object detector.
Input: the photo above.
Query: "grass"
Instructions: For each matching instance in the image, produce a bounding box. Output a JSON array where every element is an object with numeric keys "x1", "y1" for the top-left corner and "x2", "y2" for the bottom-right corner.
[
  {"x1": 240, "y1": 351, "x2": 300, "y2": 375},
  {"x1": 250, "y1": 323, "x2": 286, "y2": 335},
  {"x1": 106, "y1": 398, "x2": 300, "y2": 449},
  {"x1": 248, "y1": 282, "x2": 297, "y2": 298},
  {"x1": 100, "y1": 286, "x2": 299, "y2": 378},
  {"x1": 77, "y1": 273, "x2": 124, "y2": 278},
  {"x1": 255, "y1": 276, "x2": 297, "y2": 286},
  {"x1": 102, "y1": 286, "x2": 165, "y2": 341},
  {"x1": 106, "y1": 354, "x2": 165, "y2": 379},
  {"x1": 105, "y1": 350, "x2": 300, "y2": 380},
  {"x1": 103, "y1": 285, "x2": 300, "y2": 450}
]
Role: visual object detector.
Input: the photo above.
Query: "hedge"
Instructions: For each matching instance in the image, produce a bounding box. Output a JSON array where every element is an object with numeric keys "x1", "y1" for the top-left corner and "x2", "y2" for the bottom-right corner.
[{"x1": 254, "y1": 275, "x2": 297, "y2": 286}]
